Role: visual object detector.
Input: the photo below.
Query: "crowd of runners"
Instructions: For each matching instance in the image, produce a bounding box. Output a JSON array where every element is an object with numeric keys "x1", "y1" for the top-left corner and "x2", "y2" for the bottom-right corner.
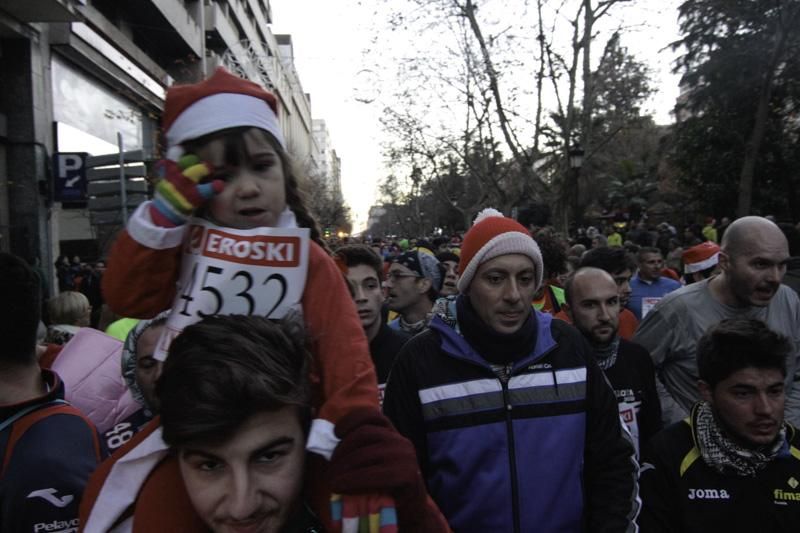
[{"x1": 3, "y1": 68, "x2": 800, "y2": 533}]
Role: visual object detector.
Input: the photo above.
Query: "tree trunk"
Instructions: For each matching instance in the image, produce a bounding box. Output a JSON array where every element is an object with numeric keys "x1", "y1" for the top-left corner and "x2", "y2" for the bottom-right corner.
[
  {"x1": 575, "y1": 0, "x2": 595, "y2": 227},
  {"x1": 737, "y1": 10, "x2": 793, "y2": 217}
]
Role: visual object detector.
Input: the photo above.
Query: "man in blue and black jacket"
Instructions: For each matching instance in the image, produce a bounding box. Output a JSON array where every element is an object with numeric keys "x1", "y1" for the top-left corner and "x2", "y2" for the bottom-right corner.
[
  {"x1": 383, "y1": 208, "x2": 640, "y2": 533},
  {"x1": 0, "y1": 253, "x2": 104, "y2": 533}
]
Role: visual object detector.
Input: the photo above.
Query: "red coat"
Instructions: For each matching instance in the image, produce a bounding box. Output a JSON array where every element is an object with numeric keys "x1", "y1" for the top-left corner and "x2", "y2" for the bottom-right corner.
[{"x1": 102, "y1": 210, "x2": 379, "y2": 457}]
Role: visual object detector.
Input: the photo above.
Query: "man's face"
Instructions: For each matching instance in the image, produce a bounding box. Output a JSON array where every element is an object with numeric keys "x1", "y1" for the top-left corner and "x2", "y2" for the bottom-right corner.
[
  {"x1": 439, "y1": 260, "x2": 459, "y2": 297},
  {"x1": 346, "y1": 264, "x2": 384, "y2": 332},
  {"x1": 135, "y1": 324, "x2": 165, "y2": 410},
  {"x1": 179, "y1": 408, "x2": 306, "y2": 533},
  {"x1": 567, "y1": 272, "x2": 620, "y2": 346},
  {"x1": 384, "y1": 263, "x2": 425, "y2": 313},
  {"x1": 720, "y1": 233, "x2": 789, "y2": 307},
  {"x1": 467, "y1": 254, "x2": 537, "y2": 334},
  {"x1": 701, "y1": 367, "x2": 785, "y2": 448},
  {"x1": 638, "y1": 252, "x2": 663, "y2": 282},
  {"x1": 612, "y1": 268, "x2": 633, "y2": 307}
]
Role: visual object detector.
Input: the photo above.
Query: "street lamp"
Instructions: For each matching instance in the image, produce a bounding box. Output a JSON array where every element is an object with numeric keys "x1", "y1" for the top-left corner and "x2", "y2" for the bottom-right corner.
[
  {"x1": 568, "y1": 146, "x2": 585, "y2": 228},
  {"x1": 568, "y1": 147, "x2": 584, "y2": 170}
]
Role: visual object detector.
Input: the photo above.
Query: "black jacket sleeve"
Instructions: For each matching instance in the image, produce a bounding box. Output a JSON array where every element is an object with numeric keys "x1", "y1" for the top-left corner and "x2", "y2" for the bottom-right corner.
[
  {"x1": 638, "y1": 432, "x2": 683, "y2": 533},
  {"x1": 637, "y1": 344, "x2": 664, "y2": 448},
  {"x1": 382, "y1": 332, "x2": 431, "y2": 477},
  {"x1": 582, "y1": 339, "x2": 641, "y2": 532}
]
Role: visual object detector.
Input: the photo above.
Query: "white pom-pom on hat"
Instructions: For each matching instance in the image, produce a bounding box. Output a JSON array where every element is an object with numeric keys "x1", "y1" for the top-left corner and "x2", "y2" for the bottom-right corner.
[{"x1": 473, "y1": 207, "x2": 504, "y2": 225}]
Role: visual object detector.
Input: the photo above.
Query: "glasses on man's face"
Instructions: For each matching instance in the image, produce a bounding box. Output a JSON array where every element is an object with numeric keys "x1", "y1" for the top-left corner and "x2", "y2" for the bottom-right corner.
[{"x1": 386, "y1": 271, "x2": 422, "y2": 283}]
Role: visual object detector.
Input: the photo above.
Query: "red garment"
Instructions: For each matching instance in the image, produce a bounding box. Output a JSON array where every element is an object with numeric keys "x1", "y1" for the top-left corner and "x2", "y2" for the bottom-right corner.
[
  {"x1": 660, "y1": 267, "x2": 681, "y2": 281},
  {"x1": 80, "y1": 418, "x2": 450, "y2": 533},
  {"x1": 553, "y1": 307, "x2": 639, "y2": 341},
  {"x1": 38, "y1": 344, "x2": 62, "y2": 369},
  {"x1": 102, "y1": 225, "x2": 379, "y2": 445},
  {"x1": 79, "y1": 419, "x2": 209, "y2": 533}
]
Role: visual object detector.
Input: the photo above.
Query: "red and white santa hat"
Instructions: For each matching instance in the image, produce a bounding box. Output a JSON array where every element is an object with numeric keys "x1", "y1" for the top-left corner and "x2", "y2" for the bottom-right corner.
[
  {"x1": 682, "y1": 241, "x2": 721, "y2": 273},
  {"x1": 457, "y1": 208, "x2": 544, "y2": 293},
  {"x1": 162, "y1": 67, "x2": 285, "y2": 160}
]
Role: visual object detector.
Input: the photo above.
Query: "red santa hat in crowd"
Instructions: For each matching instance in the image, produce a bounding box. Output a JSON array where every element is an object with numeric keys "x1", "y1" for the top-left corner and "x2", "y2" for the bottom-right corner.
[
  {"x1": 162, "y1": 67, "x2": 285, "y2": 160},
  {"x1": 682, "y1": 241, "x2": 721, "y2": 274},
  {"x1": 457, "y1": 208, "x2": 544, "y2": 293}
]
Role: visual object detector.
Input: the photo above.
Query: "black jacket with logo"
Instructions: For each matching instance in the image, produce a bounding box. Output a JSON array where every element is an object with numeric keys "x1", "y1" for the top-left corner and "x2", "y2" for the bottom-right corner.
[
  {"x1": 639, "y1": 403, "x2": 800, "y2": 532},
  {"x1": 0, "y1": 371, "x2": 104, "y2": 533}
]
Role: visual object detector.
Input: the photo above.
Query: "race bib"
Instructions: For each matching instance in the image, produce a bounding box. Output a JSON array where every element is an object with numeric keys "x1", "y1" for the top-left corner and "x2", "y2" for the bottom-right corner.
[
  {"x1": 619, "y1": 401, "x2": 641, "y2": 457},
  {"x1": 641, "y1": 297, "x2": 661, "y2": 318},
  {"x1": 154, "y1": 220, "x2": 310, "y2": 360}
]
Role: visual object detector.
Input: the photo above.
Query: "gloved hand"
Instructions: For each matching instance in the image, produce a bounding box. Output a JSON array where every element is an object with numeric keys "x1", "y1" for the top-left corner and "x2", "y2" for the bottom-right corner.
[
  {"x1": 148, "y1": 155, "x2": 223, "y2": 227},
  {"x1": 328, "y1": 409, "x2": 419, "y2": 494},
  {"x1": 328, "y1": 408, "x2": 450, "y2": 532}
]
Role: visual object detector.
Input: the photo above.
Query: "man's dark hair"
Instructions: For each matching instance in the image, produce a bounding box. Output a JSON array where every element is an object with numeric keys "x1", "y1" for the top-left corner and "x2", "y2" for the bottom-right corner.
[
  {"x1": 0, "y1": 253, "x2": 41, "y2": 364},
  {"x1": 579, "y1": 247, "x2": 636, "y2": 275},
  {"x1": 637, "y1": 247, "x2": 662, "y2": 262},
  {"x1": 697, "y1": 318, "x2": 790, "y2": 389},
  {"x1": 432, "y1": 237, "x2": 448, "y2": 249},
  {"x1": 334, "y1": 244, "x2": 384, "y2": 281},
  {"x1": 436, "y1": 251, "x2": 459, "y2": 265},
  {"x1": 534, "y1": 232, "x2": 568, "y2": 278},
  {"x1": 157, "y1": 315, "x2": 311, "y2": 448}
]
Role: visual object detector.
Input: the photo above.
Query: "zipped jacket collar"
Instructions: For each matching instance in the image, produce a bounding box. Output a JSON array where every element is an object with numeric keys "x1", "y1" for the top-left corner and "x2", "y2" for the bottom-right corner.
[{"x1": 429, "y1": 308, "x2": 557, "y2": 372}]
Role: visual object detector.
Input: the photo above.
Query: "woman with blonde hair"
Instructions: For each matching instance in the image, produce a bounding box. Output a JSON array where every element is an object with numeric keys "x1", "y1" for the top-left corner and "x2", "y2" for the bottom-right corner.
[{"x1": 45, "y1": 290, "x2": 92, "y2": 345}]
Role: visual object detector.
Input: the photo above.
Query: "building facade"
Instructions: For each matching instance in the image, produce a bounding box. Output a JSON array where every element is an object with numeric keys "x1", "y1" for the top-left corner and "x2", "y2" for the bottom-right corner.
[
  {"x1": 0, "y1": 0, "x2": 333, "y2": 293},
  {"x1": 312, "y1": 118, "x2": 341, "y2": 195}
]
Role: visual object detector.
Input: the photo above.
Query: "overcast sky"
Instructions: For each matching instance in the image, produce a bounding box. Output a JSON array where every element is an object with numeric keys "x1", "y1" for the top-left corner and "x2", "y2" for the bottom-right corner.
[{"x1": 269, "y1": 0, "x2": 683, "y2": 233}]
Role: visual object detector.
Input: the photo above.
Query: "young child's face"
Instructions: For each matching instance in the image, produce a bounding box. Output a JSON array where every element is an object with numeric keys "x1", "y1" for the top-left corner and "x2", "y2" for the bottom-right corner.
[{"x1": 196, "y1": 128, "x2": 287, "y2": 229}]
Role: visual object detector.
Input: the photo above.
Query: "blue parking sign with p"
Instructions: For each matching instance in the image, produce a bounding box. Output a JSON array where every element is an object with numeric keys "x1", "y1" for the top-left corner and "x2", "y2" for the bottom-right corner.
[{"x1": 53, "y1": 152, "x2": 88, "y2": 202}]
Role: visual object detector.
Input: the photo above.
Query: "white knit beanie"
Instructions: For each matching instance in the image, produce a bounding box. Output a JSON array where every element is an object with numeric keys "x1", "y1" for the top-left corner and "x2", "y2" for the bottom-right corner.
[{"x1": 457, "y1": 208, "x2": 544, "y2": 293}]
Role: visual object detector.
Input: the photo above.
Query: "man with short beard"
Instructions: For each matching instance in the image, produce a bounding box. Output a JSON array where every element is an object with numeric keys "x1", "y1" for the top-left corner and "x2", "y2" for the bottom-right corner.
[
  {"x1": 563, "y1": 267, "x2": 661, "y2": 455},
  {"x1": 634, "y1": 216, "x2": 800, "y2": 427},
  {"x1": 554, "y1": 246, "x2": 639, "y2": 339},
  {"x1": 639, "y1": 318, "x2": 800, "y2": 532}
]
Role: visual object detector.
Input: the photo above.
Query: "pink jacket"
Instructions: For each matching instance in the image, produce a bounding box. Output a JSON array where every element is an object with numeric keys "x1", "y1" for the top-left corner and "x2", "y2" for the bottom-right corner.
[{"x1": 51, "y1": 328, "x2": 140, "y2": 434}]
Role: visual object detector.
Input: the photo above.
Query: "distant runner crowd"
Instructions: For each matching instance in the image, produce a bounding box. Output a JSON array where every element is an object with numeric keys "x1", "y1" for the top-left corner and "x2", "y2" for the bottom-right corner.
[{"x1": 3, "y1": 67, "x2": 800, "y2": 533}]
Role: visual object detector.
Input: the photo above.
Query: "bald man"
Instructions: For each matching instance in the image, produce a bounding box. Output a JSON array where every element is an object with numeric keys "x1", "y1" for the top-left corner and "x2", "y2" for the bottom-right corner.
[
  {"x1": 634, "y1": 216, "x2": 800, "y2": 425},
  {"x1": 564, "y1": 268, "x2": 662, "y2": 454}
]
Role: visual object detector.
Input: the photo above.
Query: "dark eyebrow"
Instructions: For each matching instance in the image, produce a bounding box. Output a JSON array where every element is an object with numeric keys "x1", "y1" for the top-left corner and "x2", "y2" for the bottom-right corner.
[
  {"x1": 248, "y1": 150, "x2": 279, "y2": 160},
  {"x1": 250, "y1": 436, "x2": 296, "y2": 460},
  {"x1": 181, "y1": 449, "x2": 221, "y2": 462},
  {"x1": 181, "y1": 436, "x2": 296, "y2": 461}
]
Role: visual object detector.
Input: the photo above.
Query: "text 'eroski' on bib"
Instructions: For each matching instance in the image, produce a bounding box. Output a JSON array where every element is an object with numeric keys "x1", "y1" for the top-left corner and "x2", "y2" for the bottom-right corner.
[{"x1": 154, "y1": 219, "x2": 310, "y2": 361}]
